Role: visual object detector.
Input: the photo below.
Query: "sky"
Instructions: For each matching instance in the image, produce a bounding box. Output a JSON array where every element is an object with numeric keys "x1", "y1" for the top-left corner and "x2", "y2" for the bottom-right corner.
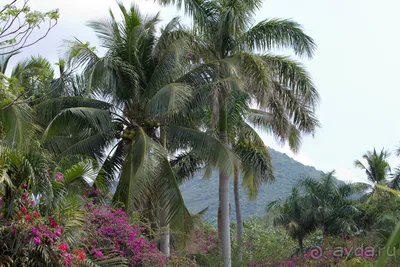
[{"x1": 8, "y1": 0, "x2": 400, "y2": 184}]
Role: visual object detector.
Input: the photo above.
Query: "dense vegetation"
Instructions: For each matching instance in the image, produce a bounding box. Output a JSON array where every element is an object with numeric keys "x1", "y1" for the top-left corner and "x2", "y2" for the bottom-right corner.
[
  {"x1": 1, "y1": 0, "x2": 400, "y2": 267},
  {"x1": 181, "y1": 147, "x2": 328, "y2": 224}
]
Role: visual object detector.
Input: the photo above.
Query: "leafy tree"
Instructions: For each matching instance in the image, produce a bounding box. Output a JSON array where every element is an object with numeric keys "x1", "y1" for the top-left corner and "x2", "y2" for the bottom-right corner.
[
  {"x1": 38, "y1": 3, "x2": 236, "y2": 254},
  {"x1": 0, "y1": 0, "x2": 59, "y2": 56}
]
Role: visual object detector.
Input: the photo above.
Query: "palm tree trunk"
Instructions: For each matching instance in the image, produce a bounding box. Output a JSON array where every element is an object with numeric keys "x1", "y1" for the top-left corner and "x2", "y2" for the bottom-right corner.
[
  {"x1": 218, "y1": 104, "x2": 231, "y2": 267},
  {"x1": 233, "y1": 165, "x2": 243, "y2": 261},
  {"x1": 323, "y1": 223, "x2": 329, "y2": 244},
  {"x1": 159, "y1": 126, "x2": 170, "y2": 255},
  {"x1": 159, "y1": 208, "x2": 170, "y2": 255},
  {"x1": 4, "y1": 184, "x2": 15, "y2": 218},
  {"x1": 298, "y1": 237, "x2": 304, "y2": 257}
]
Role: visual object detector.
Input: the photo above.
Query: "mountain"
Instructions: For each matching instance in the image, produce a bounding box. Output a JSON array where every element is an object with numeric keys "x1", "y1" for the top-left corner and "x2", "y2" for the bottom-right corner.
[{"x1": 180, "y1": 147, "x2": 327, "y2": 225}]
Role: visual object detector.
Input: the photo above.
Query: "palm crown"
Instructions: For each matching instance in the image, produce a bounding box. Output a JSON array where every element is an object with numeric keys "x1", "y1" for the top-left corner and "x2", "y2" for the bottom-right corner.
[{"x1": 37, "y1": 3, "x2": 236, "y2": 240}]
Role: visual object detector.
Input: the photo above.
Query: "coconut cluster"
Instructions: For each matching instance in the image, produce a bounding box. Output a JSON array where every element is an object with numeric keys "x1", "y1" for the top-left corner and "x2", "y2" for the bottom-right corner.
[{"x1": 121, "y1": 129, "x2": 136, "y2": 141}]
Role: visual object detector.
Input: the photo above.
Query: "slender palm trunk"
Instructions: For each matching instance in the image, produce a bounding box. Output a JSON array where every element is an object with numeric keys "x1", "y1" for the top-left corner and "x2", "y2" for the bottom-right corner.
[
  {"x1": 159, "y1": 126, "x2": 170, "y2": 255},
  {"x1": 4, "y1": 184, "x2": 15, "y2": 218},
  {"x1": 217, "y1": 104, "x2": 231, "y2": 267},
  {"x1": 298, "y1": 237, "x2": 304, "y2": 257},
  {"x1": 233, "y1": 166, "x2": 243, "y2": 261},
  {"x1": 323, "y1": 223, "x2": 329, "y2": 244},
  {"x1": 160, "y1": 208, "x2": 170, "y2": 255}
]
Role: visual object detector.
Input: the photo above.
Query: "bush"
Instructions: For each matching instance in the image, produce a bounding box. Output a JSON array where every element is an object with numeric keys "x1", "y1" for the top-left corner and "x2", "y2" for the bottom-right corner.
[{"x1": 0, "y1": 189, "x2": 86, "y2": 266}]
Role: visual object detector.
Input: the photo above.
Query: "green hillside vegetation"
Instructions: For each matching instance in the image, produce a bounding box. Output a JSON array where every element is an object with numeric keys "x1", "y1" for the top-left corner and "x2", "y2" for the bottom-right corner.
[{"x1": 181, "y1": 147, "x2": 332, "y2": 224}]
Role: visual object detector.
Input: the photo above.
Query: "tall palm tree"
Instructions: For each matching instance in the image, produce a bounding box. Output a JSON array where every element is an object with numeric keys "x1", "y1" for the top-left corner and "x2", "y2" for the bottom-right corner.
[
  {"x1": 355, "y1": 149, "x2": 391, "y2": 188},
  {"x1": 157, "y1": 0, "x2": 318, "y2": 264},
  {"x1": 37, "y1": 3, "x2": 236, "y2": 254}
]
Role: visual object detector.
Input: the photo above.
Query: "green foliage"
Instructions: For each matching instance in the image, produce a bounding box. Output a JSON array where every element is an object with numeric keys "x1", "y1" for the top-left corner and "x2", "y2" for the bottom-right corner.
[
  {"x1": 355, "y1": 148, "x2": 391, "y2": 185},
  {"x1": 231, "y1": 217, "x2": 298, "y2": 266},
  {"x1": 180, "y1": 147, "x2": 326, "y2": 224}
]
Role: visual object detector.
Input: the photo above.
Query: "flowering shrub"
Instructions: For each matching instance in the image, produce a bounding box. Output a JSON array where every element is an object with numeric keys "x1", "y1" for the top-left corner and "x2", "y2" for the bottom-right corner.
[
  {"x1": 82, "y1": 202, "x2": 198, "y2": 266},
  {"x1": 187, "y1": 226, "x2": 218, "y2": 255},
  {"x1": 0, "y1": 190, "x2": 86, "y2": 266}
]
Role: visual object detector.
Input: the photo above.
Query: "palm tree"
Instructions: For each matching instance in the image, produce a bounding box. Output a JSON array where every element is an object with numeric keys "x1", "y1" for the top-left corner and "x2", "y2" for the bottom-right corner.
[
  {"x1": 0, "y1": 53, "x2": 55, "y2": 149},
  {"x1": 267, "y1": 187, "x2": 316, "y2": 254},
  {"x1": 37, "y1": 3, "x2": 236, "y2": 254},
  {"x1": 355, "y1": 149, "x2": 391, "y2": 190},
  {"x1": 300, "y1": 171, "x2": 364, "y2": 239},
  {"x1": 157, "y1": 0, "x2": 319, "y2": 264},
  {"x1": 388, "y1": 145, "x2": 400, "y2": 190}
]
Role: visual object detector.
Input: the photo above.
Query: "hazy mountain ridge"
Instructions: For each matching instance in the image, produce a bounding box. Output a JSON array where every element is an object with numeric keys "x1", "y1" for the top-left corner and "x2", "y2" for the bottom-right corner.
[{"x1": 180, "y1": 147, "x2": 328, "y2": 224}]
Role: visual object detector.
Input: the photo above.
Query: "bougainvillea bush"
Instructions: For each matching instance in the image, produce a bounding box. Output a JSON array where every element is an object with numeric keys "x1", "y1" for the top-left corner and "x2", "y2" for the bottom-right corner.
[
  {"x1": 0, "y1": 189, "x2": 87, "y2": 266},
  {"x1": 82, "y1": 203, "x2": 197, "y2": 267},
  {"x1": 0, "y1": 184, "x2": 197, "y2": 267}
]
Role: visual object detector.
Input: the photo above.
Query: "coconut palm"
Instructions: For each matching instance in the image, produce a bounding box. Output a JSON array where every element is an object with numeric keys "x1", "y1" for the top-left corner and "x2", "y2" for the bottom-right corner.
[
  {"x1": 156, "y1": 0, "x2": 318, "y2": 264},
  {"x1": 355, "y1": 149, "x2": 391, "y2": 190},
  {"x1": 37, "y1": 3, "x2": 236, "y2": 254},
  {"x1": 0, "y1": 53, "x2": 55, "y2": 149}
]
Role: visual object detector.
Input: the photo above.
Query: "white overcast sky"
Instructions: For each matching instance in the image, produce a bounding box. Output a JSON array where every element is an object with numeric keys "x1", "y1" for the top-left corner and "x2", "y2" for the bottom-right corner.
[{"x1": 10, "y1": 0, "x2": 400, "y2": 183}]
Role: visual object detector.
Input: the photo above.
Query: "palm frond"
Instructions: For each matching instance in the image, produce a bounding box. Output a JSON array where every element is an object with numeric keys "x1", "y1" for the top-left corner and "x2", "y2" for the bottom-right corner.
[
  {"x1": 35, "y1": 97, "x2": 112, "y2": 126},
  {"x1": 388, "y1": 167, "x2": 400, "y2": 190},
  {"x1": 242, "y1": 18, "x2": 316, "y2": 58},
  {"x1": 262, "y1": 54, "x2": 319, "y2": 107},
  {"x1": 166, "y1": 126, "x2": 238, "y2": 175},
  {"x1": 170, "y1": 151, "x2": 205, "y2": 184},
  {"x1": 234, "y1": 143, "x2": 274, "y2": 200},
  {"x1": 146, "y1": 83, "x2": 192, "y2": 118},
  {"x1": 0, "y1": 103, "x2": 38, "y2": 149}
]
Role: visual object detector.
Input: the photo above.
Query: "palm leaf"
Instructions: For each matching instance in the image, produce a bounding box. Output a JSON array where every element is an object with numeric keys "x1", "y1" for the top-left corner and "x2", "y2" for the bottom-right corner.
[
  {"x1": 146, "y1": 83, "x2": 192, "y2": 118},
  {"x1": 262, "y1": 54, "x2": 319, "y2": 107},
  {"x1": 166, "y1": 126, "x2": 238, "y2": 175},
  {"x1": 0, "y1": 104, "x2": 38, "y2": 149},
  {"x1": 242, "y1": 18, "x2": 316, "y2": 58}
]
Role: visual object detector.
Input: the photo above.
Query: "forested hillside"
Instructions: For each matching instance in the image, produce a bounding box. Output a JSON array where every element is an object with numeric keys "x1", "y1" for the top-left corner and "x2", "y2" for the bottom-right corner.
[{"x1": 181, "y1": 147, "x2": 328, "y2": 224}]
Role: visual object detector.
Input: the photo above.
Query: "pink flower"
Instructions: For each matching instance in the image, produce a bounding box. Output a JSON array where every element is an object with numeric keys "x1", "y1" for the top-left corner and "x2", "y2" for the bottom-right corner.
[
  {"x1": 75, "y1": 249, "x2": 85, "y2": 260},
  {"x1": 55, "y1": 228, "x2": 62, "y2": 237},
  {"x1": 20, "y1": 207, "x2": 28, "y2": 213},
  {"x1": 49, "y1": 217, "x2": 59, "y2": 228},
  {"x1": 25, "y1": 215, "x2": 32, "y2": 220},
  {"x1": 32, "y1": 211, "x2": 40, "y2": 218},
  {"x1": 92, "y1": 249, "x2": 103, "y2": 257},
  {"x1": 31, "y1": 227, "x2": 41, "y2": 236},
  {"x1": 59, "y1": 243, "x2": 68, "y2": 251},
  {"x1": 23, "y1": 183, "x2": 27, "y2": 188},
  {"x1": 54, "y1": 172, "x2": 64, "y2": 181},
  {"x1": 33, "y1": 237, "x2": 42, "y2": 245}
]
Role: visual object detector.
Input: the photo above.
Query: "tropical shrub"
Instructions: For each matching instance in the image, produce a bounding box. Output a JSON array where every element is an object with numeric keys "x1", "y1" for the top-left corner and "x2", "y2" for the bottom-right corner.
[
  {"x1": 0, "y1": 188, "x2": 86, "y2": 266},
  {"x1": 82, "y1": 200, "x2": 198, "y2": 267}
]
